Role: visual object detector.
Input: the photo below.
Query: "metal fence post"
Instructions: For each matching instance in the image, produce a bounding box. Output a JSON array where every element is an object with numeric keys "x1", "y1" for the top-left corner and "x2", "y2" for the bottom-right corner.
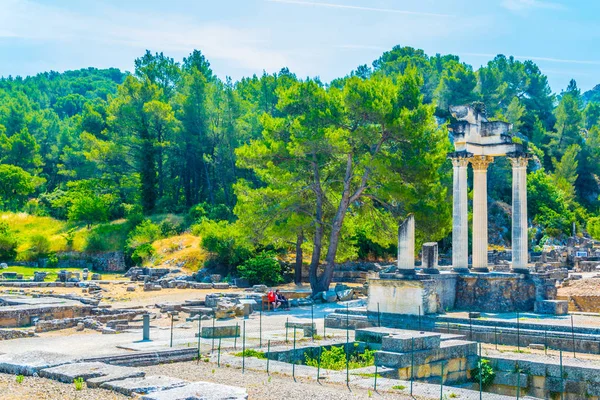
[
  {"x1": 293, "y1": 327, "x2": 297, "y2": 381},
  {"x1": 197, "y1": 315, "x2": 202, "y2": 362},
  {"x1": 516, "y1": 311, "x2": 520, "y2": 352},
  {"x1": 317, "y1": 346, "x2": 322, "y2": 383},
  {"x1": 311, "y1": 302, "x2": 314, "y2": 341},
  {"x1": 170, "y1": 313, "x2": 174, "y2": 348},
  {"x1": 212, "y1": 315, "x2": 216, "y2": 353},
  {"x1": 377, "y1": 302, "x2": 381, "y2": 327},
  {"x1": 560, "y1": 350, "x2": 564, "y2": 400},
  {"x1": 410, "y1": 337, "x2": 414, "y2": 396},
  {"x1": 217, "y1": 338, "x2": 222, "y2": 367},
  {"x1": 286, "y1": 317, "x2": 289, "y2": 344},
  {"x1": 571, "y1": 315, "x2": 576, "y2": 358},
  {"x1": 234, "y1": 322, "x2": 238, "y2": 350},
  {"x1": 259, "y1": 304, "x2": 263, "y2": 349},
  {"x1": 267, "y1": 340, "x2": 271, "y2": 375},
  {"x1": 440, "y1": 361, "x2": 444, "y2": 400},
  {"x1": 242, "y1": 321, "x2": 246, "y2": 373}
]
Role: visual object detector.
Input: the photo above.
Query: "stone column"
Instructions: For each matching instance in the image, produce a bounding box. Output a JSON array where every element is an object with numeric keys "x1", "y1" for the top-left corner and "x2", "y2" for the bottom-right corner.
[
  {"x1": 510, "y1": 155, "x2": 530, "y2": 273},
  {"x1": 397, "y1": 214, "x2": 415, "y2": 275},
  {"x1": 451, "y1": 156, "x2": 470, "y2": 273},
  {"x1": 470, "y1": 156, "x2": 494, "y2": 272},
  {"x1": 422, "y1": 242, "x2": 439, "y2": 274}
]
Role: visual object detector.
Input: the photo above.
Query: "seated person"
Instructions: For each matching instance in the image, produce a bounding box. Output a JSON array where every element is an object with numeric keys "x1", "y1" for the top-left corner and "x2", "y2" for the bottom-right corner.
[
  {"x1": 275, "y1": 289, "x2": 289, "y2": 310},
  {"x1": 267, "y1": 289, "x2": 280, "y2": 311}
]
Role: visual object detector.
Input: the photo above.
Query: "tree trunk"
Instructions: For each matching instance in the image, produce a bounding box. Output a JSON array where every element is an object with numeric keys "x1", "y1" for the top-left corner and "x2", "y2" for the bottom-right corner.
[
  {"x1": 295, "y1": 231, "x2": 304, "y2": 285},
  {"x1": 309, "y1": 155, "x2": 325, "y2": 295}
]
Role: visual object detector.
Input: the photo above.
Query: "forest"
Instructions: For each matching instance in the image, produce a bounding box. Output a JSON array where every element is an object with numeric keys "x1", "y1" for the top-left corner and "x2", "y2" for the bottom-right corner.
[{"x1": 1, "y1": 46, "x2": 600, "y2": 293}]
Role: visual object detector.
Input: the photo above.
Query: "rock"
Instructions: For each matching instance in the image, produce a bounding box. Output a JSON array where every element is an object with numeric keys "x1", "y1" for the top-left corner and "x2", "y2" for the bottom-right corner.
[
  {"x1": 75, "y1": 322, "x2": 84, "y2": 331},
  {"x1": 322, "y1": 290, "x2": 337, "y2": 303},
  {"x1": 215, "y1": 300, "x2": 237, "y2": 319},
  {"x1": 0, "y1": 263, "x2": 7, "y2": 269},
  {"x1": 234, "y1": 304, "x2": 245, "y2": 317},
  {"x1": 127, "y1": 285, "x2": 136, "y2": 292},
  {"x1": 252, "y1": 284, "x2": 268, "y2": 293},
  {"x1": 468, "y1": 312, "x2": 481, "y2": 319},
  {"x1": 210, "y1": 274, "x2": 222, "y2": 283},
  {"x1": 140, "y1": 381, "x2": 248, "y2": 400},
  {"x1": 290, "y1": 299, "x2": 299, "y2": 307},
  {"x1": 212, "y1": 283, "x2": 230, "y2": 290},
  {"x1": 102, "y1": 327, "x2": 117, "y2": 334},
  {"x1": 91, "y1": 273, "x2": 101, "y2": 280},
  {"x1": 336, "y1": 288, "x2": 353, "y2": 302}
]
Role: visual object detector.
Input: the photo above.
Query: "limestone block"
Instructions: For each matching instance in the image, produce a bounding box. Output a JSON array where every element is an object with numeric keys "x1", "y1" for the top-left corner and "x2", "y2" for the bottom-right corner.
[
  {"x1": 0, "y1": 351, "x2": 76, "y2": 376},
  {"x1": 199, "y1": 325, "x2": 240, "y2": 338},
  {"x1": 101, "y1": 375, "x2": 188, "y2": 396},
  {"x1": 140, "y1": 381, "x2": 247, "y2": 400},
  {"x1": 381, "y1": 331, "x2": 441, "y2": 353},
  {"x1": 336, "y1": 288, "x2": 354, "y2": 302},
  {"x1": 322, "y1": 290, "x2": 337, "y2": 302},
  {"x1": 212, "y1": 283, "x2": 230, "y2": 290},
  {"x1": 534, "y1": 300, "x2": 569, "y2": 315},
  {"x1": 493, "y1": 371, "x2": 528, "y2": 388},
  {"x1": 39, "y1": 361, "x2": 144, "y2": 385},
  {"x1": 127, "y1": 285, "x2": 136, "y2": 292}
]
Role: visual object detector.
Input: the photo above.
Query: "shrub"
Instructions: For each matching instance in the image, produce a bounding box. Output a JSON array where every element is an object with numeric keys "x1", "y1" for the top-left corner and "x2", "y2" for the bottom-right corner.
[
  {"x1": 85, "y1": 229, "x2": 110, "y2": 252},
  {"x1": 305, "y1": 346, "x2": 375, "y2": 370},
  {"x1": 130, "y1": 242, "x2": 155, "y2": 265},
  {"x1": 0, "y1": 222, "x2": 18, "y2": 260},
  {"x1": 125, "y1": 220, "x2": 161, "y2": 265},
  {"x1": 588, "y1": 216, "x2": 600, "y2": 240},
  {"x1": 233, "y1": 349, "x2": 266, "y2": 359},
  {"x1": 159, "y1": 215, "x2": 185, "y2": 237},
  {"x1": 15, "y1": 374, "x2": 24, "y2": 384},
  {"x1": 27, "y1": 234, "x2": 51, "y2": 259},
  {"x1": 194, "y1": 220, "x2": 252, "y2": 272},
  {"x1": 236, "y1": 251, "x2": 283, "y2": 286},
  {"x1": 470, "y1": 358, "x2": 495, "y2": 389}
]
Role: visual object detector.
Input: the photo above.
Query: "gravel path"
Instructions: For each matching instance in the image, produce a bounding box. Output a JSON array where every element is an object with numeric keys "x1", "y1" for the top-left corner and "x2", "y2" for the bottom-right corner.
[
  {"x1": 0, "y1": 372, "x2": 127, "y2": 400},
  {"x1": 141, "y1": 360, "x2": 423, "y2": 400}
]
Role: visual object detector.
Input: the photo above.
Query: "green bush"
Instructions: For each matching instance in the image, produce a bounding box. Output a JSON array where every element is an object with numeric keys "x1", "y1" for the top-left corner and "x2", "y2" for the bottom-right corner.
[
  {"x1": 470, "y1": 358, "x2": 495, "y2": 389},
  {"x1": 194, "y1": 220, "x2": 252, "y2": 271},
  {"x1": 233, "y1": 349, "x2": 266, "y2": 359},
  {"x1": 588, "y1": 216, "x2": 600, "y2": 240},
  {"x1": 125, "y1": 220, "x2": 161, "y2": 265},
  {"x1": 27, "y1": 234, "x2": 51, "y2": 259},
  {"x1": 236, "y1": 251, "x2": 283, "y2": 286},
  {"x1": 0, "y1": 222, "x2": 18, "y2": 260},
  {"x1": 159, "y1": 215, "x2": 185, "y2": 237},
  {"x1": 130, "y1": 242, "x2": 155, "y2": 265},
  {"x1": 305, "y1": 346, "x2": 375, "y2": 370}
]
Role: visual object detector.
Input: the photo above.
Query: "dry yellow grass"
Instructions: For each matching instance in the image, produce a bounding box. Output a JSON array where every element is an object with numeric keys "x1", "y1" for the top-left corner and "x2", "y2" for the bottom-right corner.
[{"x1": 150, "y1": 233, "x2": 206, "y2": 272}]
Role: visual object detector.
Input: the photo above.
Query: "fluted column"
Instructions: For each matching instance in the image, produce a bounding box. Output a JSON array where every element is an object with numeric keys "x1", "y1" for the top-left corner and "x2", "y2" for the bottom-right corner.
[
  {"x1": 470, "y1": 156, "x2": 494, "y2": 272},
  {"x1": 451, "y1": 156, "x2": 470, "y2": 272},
  {"x1": 509, "y1": 155, "x2": 530, "y2": 272}
]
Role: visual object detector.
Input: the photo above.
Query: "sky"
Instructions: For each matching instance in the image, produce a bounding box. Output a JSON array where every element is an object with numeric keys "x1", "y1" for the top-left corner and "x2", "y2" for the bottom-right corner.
[{"x1": 0, "y1": 0, "x2": 598, "y2": 93}]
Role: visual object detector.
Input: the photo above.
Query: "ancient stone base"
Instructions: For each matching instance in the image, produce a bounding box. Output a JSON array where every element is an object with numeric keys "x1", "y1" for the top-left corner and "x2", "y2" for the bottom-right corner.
[{"x1": 534, "y1": 300, "x2": 569, "y2": 315}]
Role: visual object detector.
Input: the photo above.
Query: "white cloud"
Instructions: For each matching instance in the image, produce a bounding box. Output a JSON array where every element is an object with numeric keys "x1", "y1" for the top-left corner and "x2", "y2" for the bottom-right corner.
[
  {"x1": 266, "y1": 0, "x2": 452, "y2": 17},
  {"x1": 501, "y1": 0, "x2": 565, "y2": 12},
  {"x1": 0, "y1": 0, "x2": 289, "y2": 72}
]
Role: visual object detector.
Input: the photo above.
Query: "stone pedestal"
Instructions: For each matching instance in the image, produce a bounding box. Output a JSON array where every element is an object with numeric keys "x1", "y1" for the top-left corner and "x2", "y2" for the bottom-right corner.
[
  {"x1": 397, "y1": 215, "x2": 415, "y2": 275},
  {"x1": 422, "y1": 242, "x2": 439, "y2": 274},
  {"x1": 509, "y1": 155, "x2": 530, "y2": 272},
  {"x1": 142, "y1": 314, "x2": 150, "y2": 341},
  {"x1": 470, "y1": 156, "x2": 493, "y2": 272},
  {"x1": 451, "y1": 156, "x2": 470, "y2": 273}
]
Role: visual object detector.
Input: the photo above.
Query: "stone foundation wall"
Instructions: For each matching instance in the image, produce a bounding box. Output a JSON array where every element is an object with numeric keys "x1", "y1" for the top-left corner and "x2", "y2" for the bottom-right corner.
[
  {"x1": 455, "y1": 274, "x2": 536, "y2": 312},
  {"x1": 0, "y1": 305, "x2": 93, "y2": 328},
  {"x1": 367, "y1": 278, "x2": 439, "y2": 315}
]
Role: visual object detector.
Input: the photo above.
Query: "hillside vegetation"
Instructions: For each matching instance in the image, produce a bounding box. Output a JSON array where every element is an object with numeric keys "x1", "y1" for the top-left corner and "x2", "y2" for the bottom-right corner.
[{"x1": 1, "y1": 47, "x2": 600, "y2": 291}]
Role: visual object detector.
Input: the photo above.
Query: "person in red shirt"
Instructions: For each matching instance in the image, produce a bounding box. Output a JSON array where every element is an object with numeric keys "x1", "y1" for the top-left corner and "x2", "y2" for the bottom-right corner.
[{"x1": 267, "y1": 290, "x2": 280, "y2": 311}]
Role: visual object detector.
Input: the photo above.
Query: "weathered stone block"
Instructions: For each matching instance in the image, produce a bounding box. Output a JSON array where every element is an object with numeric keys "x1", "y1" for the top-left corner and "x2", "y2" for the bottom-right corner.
[
  {"x1": 199, "y1": 325, "x2": 240, "y2": 338},
  {"x1": 101, "y1": 375, "x2": 188, "y2": 396},
  {"x1": 381, "y1": 331, "x2": 441, "y2": 352},
  {"x1": 39, "y1": 361, "x2": 144, "y2": 385},
  {"x1": 534, "y1": 300, "x2": 569, "y2": 315}
]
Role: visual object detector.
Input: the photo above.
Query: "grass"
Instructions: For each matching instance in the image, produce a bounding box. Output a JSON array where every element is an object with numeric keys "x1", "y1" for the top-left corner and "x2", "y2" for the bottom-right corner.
[
  {"x1": 392, "y1": 384, "x2": 406, "y2": 390},
  {"x1": 73, "y1": 377, "x2": 84, "y2": 390},
  {"x1": 233, "y1": 349, "x2": 266, "y2": 359},
  {"x1": 15, "y1": 375, "x2": 24, "y2": 384},
  {"x1": 151, "y1": 233, "x2": 205, "y2": 271}
]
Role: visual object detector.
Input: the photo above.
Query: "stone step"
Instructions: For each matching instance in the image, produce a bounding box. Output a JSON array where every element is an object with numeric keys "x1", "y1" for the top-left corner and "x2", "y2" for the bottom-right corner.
[
  {"x1": 101, "y1": 375, "x2": 188, "y2": 396},
  {"x1": 39, "y1": 361, "x2": 145, "y2": 385},
  {"x1": 84, "y1": 348, "x2": 198, "y2": 367},
  {"x1": 376, "y1": 340, "x2": 478, "y2": 369}
]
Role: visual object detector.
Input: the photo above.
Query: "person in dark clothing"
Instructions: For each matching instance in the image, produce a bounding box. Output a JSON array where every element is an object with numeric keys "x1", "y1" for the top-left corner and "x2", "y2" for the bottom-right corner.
[{"x1": 275, "y1": 289, "x2": 289, "y2": 310}]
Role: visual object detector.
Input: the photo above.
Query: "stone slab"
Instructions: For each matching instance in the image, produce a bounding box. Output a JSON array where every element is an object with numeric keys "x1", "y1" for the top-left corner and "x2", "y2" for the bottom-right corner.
[
  {"x1": 199, "y1": 325, "x2": 240, "y2": 338},
  {"x1": 140, "y1": 381, "x2": 247, "y2": 400},
  {"x1": 534, "y1": 300, "x2": 569, "y2": 315},
  {"x1": 39, "y1": 361, "x2": 145, "y2": 385},
  {"x1": 0, "y1": 351, "x2": 76, "y2": 375},
  {"x1": 381, "y1": 331, "x2": 441, "y2": 352},
  {"x1": 101, "y1": 375, "x2": 188, "y2": 395}
]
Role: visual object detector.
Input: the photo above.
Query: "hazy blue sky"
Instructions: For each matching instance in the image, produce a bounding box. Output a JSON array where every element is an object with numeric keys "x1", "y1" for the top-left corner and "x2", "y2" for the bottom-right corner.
[{"x1": 0, "y1": 0, "x2": 598, "y2": 92}]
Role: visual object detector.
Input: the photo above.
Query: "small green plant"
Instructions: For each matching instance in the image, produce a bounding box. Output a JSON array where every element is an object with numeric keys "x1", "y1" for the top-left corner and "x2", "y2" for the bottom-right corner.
[
  {"x1": 305, "y1": 346, "x2": 375, "y2": 370},
  {"x1": 392, "y1": 384, "x2": 406, "y2": 390},
  {"x1": 73, "y1": 377, "x2": 85, "y2": 391},
  {"x1": 312, "y1": 334, "x2": 323, "y2": 340},
  {"x1": 368, "y1": 389, "x2": 373, "y2": 397},
  {"x1": 449, "y1": 393, "x2": 459, "y2": 398},
  {"x1": 234, "y1": 349, "x2": 266, "y2": 359},
  {"x1": 15, "y1": 375, "x2": 24, "y2": 384},
  {"x1": 470, "y1": 358, "x2": 495, "y2": 389}
]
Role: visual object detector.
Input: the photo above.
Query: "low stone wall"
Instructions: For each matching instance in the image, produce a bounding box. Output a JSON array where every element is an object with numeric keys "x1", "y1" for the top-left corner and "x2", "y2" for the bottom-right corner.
[
  {"x1": 0, "y1": 303, "x2": 94, "y2": 328},
  {"x1": 0, "y1": 329, "x2": 36, "y2": 340}
]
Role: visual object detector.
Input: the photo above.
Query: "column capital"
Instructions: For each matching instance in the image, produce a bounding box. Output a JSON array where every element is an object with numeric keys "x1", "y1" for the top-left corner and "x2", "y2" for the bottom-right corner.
[
  {"x1": 451, "y1": 157, "x2": 470, "y2": 168},
  {"x1": 469, "y1": 155, "x2": 494, "y2": 171},
  {"x1": 508, "y1": 155, "x2": 531, "y2": 168}
]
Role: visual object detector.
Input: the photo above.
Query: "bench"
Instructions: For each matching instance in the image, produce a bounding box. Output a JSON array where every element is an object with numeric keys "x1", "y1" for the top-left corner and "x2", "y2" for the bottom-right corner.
[{"x1": 261, "y1": 291, "x2": 310, "y2": 311}]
